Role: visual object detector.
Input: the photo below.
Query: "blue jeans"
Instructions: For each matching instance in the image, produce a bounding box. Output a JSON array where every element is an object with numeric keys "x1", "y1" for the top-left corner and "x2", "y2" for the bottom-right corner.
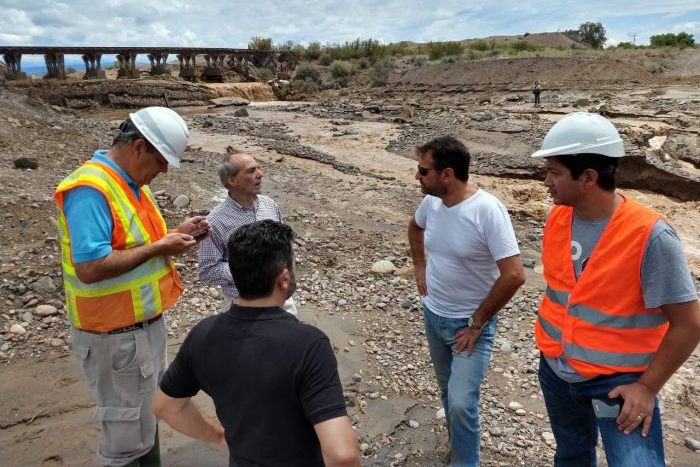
[
  {"x1": 538, "y1": 354, "x2": 665, "y2": 466},
  {"x1": 423, "y1": 305, "x2": 497, "y2": 467}
]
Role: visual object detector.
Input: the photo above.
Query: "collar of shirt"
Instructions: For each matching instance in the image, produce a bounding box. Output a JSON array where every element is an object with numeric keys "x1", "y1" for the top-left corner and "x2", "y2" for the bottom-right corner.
[
  {"x1": 225, "y1": 194, "x2": 259, "y2": 211},
  {"x1": 226, "y1": 305, "x2": 293, "y2": 321},
  {"x1": 91, "y1": 149, "x2": 140, "y2": 198}
]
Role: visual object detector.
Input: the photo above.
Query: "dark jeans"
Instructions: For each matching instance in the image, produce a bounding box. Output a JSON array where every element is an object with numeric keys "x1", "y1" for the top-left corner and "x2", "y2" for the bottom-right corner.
[{"x1": 538, "y1": 354, "x2": 664, "y2": 467}]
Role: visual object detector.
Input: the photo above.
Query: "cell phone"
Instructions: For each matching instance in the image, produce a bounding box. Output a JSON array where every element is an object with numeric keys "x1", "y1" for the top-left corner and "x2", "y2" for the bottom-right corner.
[
  {"x1": 592, "y1": 398, "x2": 621, "y2": 419},
  {"x1": 190, "y1": 228, "x2": 208, "y2": 239}
]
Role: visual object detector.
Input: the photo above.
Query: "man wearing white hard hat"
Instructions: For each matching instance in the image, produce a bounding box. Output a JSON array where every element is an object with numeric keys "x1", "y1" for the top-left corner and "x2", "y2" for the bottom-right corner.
[
  {"x1": 531, "y1": 112, "x2": 699, "y2": 466},
  {"x1": 55, "y1": 107, "x2": 211, "y2": 466}
]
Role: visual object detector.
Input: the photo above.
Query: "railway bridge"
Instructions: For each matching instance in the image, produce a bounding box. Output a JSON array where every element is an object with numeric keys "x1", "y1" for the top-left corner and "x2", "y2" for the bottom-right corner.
[{"x1": 0, "y1": 46, "x2": 279, "y2": 82}]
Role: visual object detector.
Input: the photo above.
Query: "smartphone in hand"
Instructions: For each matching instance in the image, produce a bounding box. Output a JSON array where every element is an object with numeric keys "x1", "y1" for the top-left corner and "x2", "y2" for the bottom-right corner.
[
  {"x1": 592, "y1": 398, "x2": 621, "y2": 419},
  {"x1": 189, "y1": 228, "x2": 208, "y2": 239}
]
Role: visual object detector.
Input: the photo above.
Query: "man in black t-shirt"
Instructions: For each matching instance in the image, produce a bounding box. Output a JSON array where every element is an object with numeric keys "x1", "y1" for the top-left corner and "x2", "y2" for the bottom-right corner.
[{"x1": 154, "y1": 220, "x2": 360, "y2": 467}]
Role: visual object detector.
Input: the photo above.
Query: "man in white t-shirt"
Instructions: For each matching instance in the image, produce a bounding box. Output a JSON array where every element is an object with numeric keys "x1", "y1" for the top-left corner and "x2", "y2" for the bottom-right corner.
[{"x1": 408, "y1": 136, "x2": 526, "y2": 466}]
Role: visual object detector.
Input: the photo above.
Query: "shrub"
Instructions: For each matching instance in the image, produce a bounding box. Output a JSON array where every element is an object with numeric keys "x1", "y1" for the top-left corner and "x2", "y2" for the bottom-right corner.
[
  {"x1": 370, "y1": 60, "x2": 392, "y2": 87},
  {"x1": 616, "y1": 41, "x2": 635, "y2": 49},
  {"x1": 293, "y1": 63, "x2": 322, "y2": 84},
  {"x1": 650, "y1": 32, "x2": 695, "y2": 48},
  {"x1": 305, "y1": 41, "x2": 322, "y2": 60},
  {"x1": 330, "y1": 60, "x2": 355, "y2": 79},
  {"x1": 426, "y1": 41, "x2": 464, "y2": 60},
  {"x1": 256, "y1": 67, "x2": 274, "y2": 82},
  {"x1": 510, "y1": 40, "x2": 538, "y2": 52},
  {"x1": 248, "y1": 36, "x2": 273, "y2": 51},
  {"x1": 356, "y1": 57, "x2": 370, "y2": 69},
  {"x1": 318, "y1": 53, "x2": 334, "y2": 66},
  {"x1": 469, "y1": 40, "x2": 491, "y2": 51},
  {"x1": 66, "y1": 66, "x2": 77, "y2": 74}
]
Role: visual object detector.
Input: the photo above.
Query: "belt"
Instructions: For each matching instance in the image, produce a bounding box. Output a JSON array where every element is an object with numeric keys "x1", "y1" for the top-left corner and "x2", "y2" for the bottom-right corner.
[{"x1": 81, "y1": 314, "x2": 163, "y2": 335}]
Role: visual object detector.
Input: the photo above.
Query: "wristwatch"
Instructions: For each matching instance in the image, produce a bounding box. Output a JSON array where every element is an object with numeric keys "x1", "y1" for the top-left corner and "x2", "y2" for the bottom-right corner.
[{"x1": 467, "y1": 316, "x2": 484, "y2": 330}]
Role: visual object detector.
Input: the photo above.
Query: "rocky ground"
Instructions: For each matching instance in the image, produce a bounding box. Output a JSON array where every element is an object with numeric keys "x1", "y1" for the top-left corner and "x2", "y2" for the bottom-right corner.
[{"x1": 1, "y1": 52, "x2": 699, "y2": 466}]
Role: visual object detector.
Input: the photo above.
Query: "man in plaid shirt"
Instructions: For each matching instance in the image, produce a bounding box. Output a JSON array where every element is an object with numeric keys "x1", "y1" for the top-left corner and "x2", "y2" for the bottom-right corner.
[{"x1": 198, "y1": 150, "x2": 298, "y2": 314}]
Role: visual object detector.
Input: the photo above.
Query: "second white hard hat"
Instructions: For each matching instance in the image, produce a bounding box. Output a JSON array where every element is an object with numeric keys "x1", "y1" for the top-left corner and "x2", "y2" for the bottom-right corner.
[
  {"x1": 531, "y1": 112, "x2": 624, "y2": 159},
  {"x1": 130, "y1": 107, "x2": 189, "y2": 168}
]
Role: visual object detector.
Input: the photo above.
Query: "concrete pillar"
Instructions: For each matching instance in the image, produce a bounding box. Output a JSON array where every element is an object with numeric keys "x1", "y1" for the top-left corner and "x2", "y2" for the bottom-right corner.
[
  {"x1": 148, "y1": 52, "x2": 169, "y2": 76},
  {"x1": 44, "y1": 53, "x2": 65, "y2": 79},
  {"x1": 203, "y1": 53, "x2": 226, "y2": 82},
  {"x1": 116, "y1": 52, "x2": 139, "y2": 78},
  {"x1": 177, "y1": 53, "x2": 198, "y2": 81},
  {"x1": 82, "y1": 52, "x2": 106, "y2": 79},
  {"x1": 3, "y1": 53, "x2": 27, "y2": 80}
]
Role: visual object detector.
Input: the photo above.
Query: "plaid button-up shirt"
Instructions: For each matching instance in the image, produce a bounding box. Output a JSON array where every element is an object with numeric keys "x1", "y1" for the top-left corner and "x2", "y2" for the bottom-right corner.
[{"x1": 197, "y1": 194, "x2": 282, "y2": 299}]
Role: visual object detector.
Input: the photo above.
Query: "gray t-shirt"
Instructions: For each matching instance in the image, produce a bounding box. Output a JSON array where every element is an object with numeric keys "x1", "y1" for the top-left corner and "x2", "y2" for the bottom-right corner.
[{"x1": 546, "y1": 216, "x2": 698, "y2": 382}]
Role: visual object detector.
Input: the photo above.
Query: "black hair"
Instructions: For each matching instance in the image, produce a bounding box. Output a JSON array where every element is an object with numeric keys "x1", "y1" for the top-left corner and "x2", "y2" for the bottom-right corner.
[
  {"x1": 227, "y1": 220, "x2": 295, "y2": 300},
  {"x1": 417, "y1": 136, "x2": 470, "y2": 182},
  {"x1": 557, "y1": 154, "x2": 618, "y2": 191},
  {"x1": 112, "y1": 118, "x2": 157, "y2": 153}
]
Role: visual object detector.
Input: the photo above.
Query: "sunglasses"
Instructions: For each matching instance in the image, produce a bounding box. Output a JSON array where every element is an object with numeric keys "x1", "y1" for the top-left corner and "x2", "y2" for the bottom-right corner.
[{"x1": 417, "y1": 165, "x2": 440, "y2": 176}]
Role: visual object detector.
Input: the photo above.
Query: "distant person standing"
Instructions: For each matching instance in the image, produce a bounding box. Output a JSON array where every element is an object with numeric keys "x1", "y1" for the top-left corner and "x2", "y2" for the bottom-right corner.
[
  {"x1": 533, "y1": 81, "x2": 542, "y2": 107},
  {"x1": 408, "y1": 136, "x2": 526, "y2": 466}
]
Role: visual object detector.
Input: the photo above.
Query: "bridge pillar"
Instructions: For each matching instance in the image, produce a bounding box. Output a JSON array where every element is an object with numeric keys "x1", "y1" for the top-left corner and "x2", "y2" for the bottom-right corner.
[
  {"x1": 148, "y1": 52, "x2": 169, "y2": 76},
  {"x1": 177, "y1": 53, "x2": 198, "y2": 81},
  {"x1": 44, "y1": 53, "x2": 65, "y2": 79},
  {"x1": 2, "y1": 53, "x2": 27, "y2": 80},
  {"x1": 82, "y1": 52, "x2": 106, "y2": 79},
  {"x1": 116, "y1": 52, "x2": 139, "y2": 78},
  {"x1": 203, "y1": 53, "x2": 226, "y2": 82}
]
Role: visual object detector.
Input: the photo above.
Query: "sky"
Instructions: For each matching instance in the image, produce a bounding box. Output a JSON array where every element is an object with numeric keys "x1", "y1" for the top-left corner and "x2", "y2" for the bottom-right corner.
[{"x1": 2, "y1": 0, "x2": 699, "y2": 68}]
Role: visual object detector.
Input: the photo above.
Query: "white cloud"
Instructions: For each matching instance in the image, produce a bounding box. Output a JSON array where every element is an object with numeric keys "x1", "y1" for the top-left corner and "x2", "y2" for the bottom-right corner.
[{"x1": 0, "y1": 0, "x2": 697, "y2": 48}]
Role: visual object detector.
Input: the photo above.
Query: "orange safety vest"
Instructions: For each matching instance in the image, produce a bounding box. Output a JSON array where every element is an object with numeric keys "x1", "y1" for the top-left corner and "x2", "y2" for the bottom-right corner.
[
  {"x1": 55, "y1": 160, "x2": 182, "y2": 332},
  {"x1": 535, "y1": 197, "x2": 669, "y2": 377}
]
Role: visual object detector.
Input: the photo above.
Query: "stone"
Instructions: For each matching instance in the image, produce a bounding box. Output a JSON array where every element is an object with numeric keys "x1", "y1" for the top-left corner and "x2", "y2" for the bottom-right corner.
[
  {"x1": 14, "y1": 157, "x2": 39, "y2": 169},
  {"x1": 508, "y1": 401, "x2": 524, "y2": 411},
  {"x1": 10, "y1": 324, "x2": 26, "y2": 335},
  {"x1": 542, "y1": 432, "x2": 555, "y2": 444},
  {"x1": 353, "y1": 373, "x2": 362, "y2": 382},
  {"x1": 436, "y1": 408, "x2": 446, "y2": 419},
  {"x1": 371, "y1": 260, "x2": 396, "y2": 275},
  {"x1": 209, "y1": 97, "x2": 250, "y2": 107},
  {"x1": 32, "y1": 276, "x2": 57, "y2": 293},
  {"x1": 172, "y1": 195, "x2": 190, "y2": 208},
  {"x1": 234, "y1": 107, "x2": 249, "y2": 117},
  {"x1": 489, "y1": 427, "x2": 503, "y2": 437},
  {"x1": 685, "y1": 436, "x2": 700, "y2": 452},
  {"x1": 35, "y1": 304, "x2": 58, "y2": 316},
  {"x1": 359, "y1": 443, "x2": 370, "y2": 453},
  {"x1": 515, "y1": 408, "x2": 527, "y2": 416},
  {"x1": 50, "y1": 338, "x2": 63, "y2": 347},
  {"x1": 21, "y1": 311, "x2": 34, "y2": 323},
  {"x1": 408, "y1": 420, "x2": 420, "y2": 428}
]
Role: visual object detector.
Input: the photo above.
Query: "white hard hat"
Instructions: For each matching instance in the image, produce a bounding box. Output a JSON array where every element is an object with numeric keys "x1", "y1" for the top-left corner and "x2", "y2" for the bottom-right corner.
[
  {"x1": 531, "y1": 112, "x2": 624, "y2": 159},
  {"x1": 130, "y1": 107, "x2": 189, "y2": 168}
]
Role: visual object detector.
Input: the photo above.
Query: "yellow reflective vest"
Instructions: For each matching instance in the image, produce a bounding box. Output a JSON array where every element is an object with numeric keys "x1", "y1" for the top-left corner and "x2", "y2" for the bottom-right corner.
[{"x1": 55, "y1": 160, "x2": 182, "y2": 332}]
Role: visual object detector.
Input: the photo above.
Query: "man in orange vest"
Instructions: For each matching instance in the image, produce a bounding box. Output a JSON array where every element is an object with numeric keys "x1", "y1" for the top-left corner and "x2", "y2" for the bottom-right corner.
[
  {"x1": 55, "y1": 107, "x2": 210, "y2": 466},
  {"x1": 531, "y1": 112, "x2": 700, "y2": 466}
]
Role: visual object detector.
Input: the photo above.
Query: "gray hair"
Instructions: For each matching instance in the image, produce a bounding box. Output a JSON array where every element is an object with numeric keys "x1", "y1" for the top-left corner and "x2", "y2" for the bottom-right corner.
[
  {"x1": 218, "y1": 154, "x2": 239, "y2": 188},
  {"x1": 112, "y1": 118, "x2": 156, "y2": 153}
]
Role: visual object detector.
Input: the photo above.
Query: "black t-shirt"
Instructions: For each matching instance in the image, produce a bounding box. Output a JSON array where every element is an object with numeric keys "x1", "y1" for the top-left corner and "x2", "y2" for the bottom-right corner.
[{"x1": 160, "y1": 305, "x2": 347, "y2": 467}]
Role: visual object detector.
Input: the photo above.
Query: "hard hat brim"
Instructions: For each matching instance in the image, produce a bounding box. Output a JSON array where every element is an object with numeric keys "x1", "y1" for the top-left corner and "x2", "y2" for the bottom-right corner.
[{"x1": 530, "y1": 139, "x2": 624, "y2": 159}]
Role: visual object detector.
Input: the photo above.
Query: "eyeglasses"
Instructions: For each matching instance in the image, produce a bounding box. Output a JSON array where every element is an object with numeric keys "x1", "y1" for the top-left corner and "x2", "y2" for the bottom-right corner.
[{"x1": 417, "y1": 165, "x2": 440, "y2": 176}]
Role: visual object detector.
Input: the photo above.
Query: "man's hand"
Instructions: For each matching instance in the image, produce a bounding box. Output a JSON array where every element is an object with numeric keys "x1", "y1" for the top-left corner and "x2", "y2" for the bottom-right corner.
[
  {"x1": 609, "y1": 382, "x2": 656, "y2": 437},
  {"x1": 153, "y1": 233, "x2": 197, "y2": 256},
  {"x1": 454, "y1": 326, "x2": 482, "y2": 355},
  {"x1": 177, "y1": 216, "x2": 212, "y2": 238},
  {"x1": 414, "y1": 264, "x2": 427, "y2": 296}
]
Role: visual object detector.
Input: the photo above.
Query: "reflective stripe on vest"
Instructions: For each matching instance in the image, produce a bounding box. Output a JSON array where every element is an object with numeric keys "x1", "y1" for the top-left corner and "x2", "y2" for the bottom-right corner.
[
  {"x1": 535, "y1": 197, "x2": 668, "y2": 377},
  {"x1": 55, "y1": 160, "x2": 182, "y2": 332}
]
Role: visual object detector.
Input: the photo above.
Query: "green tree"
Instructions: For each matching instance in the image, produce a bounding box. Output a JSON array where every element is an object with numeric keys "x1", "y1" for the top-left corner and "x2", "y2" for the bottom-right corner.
[
  {"x1": 650, "y1": 32, "x2": 695, "y2": 48},
  {"x1": 248, "y1": 36, "x2": 273, "y2": 51},
  {"x1": 578, "y1": 22, "x2": 607, "y2": 49}
]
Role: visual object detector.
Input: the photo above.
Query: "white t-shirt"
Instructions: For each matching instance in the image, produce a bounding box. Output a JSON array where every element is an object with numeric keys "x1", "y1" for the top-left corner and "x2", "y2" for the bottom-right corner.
[{"x1": 414, "y1": 189, "x2": 520, "y2": 319}]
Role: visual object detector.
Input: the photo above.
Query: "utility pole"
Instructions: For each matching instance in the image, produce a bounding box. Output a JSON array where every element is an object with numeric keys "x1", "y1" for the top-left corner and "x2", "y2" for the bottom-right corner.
[{"x1": 629, "y1": 32, "x2": 638, "y2": 45}]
